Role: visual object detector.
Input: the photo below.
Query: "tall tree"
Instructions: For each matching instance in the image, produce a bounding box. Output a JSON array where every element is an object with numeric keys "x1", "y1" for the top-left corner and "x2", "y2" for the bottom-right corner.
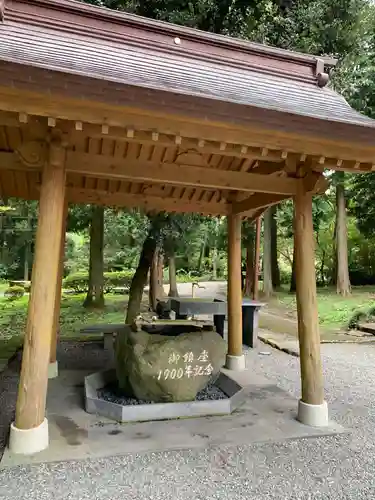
[
  {"x1": 168, "y1": 251, "x2": 179, "y2": 297},
  {"x1": 270, "y1": 205, "x2": 280, "y2": 288},
  {"x1": 263, "y1": 208, "x2": 273, "y2": 297},
  {"x1": 211, "y1": 217, "x2": 220, "y2": 280},
  {"x1": 126, "y1": 227, "x2": 156, "y2": 324},
  {"x1": 242, "y1": 219, "x2": 255, "y2": 297},
  {"x1": 149, "y1": 245, "x2": 165, "y2": 310},
  {"x1": 126, "y1": 213, "x2": 202, "y2": 323},
  {"x1": 84, "y1": 206, "x2": 105, "y2": 308},
  {"x1": 335, "y1": 172, "x2": 351, "y2": 295}
]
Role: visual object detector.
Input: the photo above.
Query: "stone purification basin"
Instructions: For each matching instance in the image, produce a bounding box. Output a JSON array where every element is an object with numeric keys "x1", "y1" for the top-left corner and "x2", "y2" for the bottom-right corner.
[
  {"x1": 83, "y1": 322, "x2": 246, "y2": 423},
  {"x1": 84, "y1": 369, "x2": 246, "y2": 422}
]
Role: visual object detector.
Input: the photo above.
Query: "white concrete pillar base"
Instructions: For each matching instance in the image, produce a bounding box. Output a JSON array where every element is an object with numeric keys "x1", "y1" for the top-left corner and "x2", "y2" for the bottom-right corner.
[
  {"x1": 9, "y1": 418, "x2": 49, "y2": 455},
  {"x1": 297, "y1": 399, "x2": 328, "y2": 427},
  {"x1": 225, "y1": 354, "x2": 246, "y2": 371},
  {"x1": 48, "y1": 361, "x2": 58, "y2": 379}
]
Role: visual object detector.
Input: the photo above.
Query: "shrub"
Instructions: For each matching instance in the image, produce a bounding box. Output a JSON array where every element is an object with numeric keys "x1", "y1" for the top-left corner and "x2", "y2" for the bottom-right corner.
[
  {"x1": 9, "y1": 280, "x2": 31, "y2": 292},
  {"x1": 279, "y1": 267, "x2": 292, "y2": 285},
  {"x1": 103, "y1": 270, "x2": 134, "y2": 293},
  {"x1": 63, "y1": 272, "x2": 88, "y2": 294},
  {"x1": 176, "y1": 270, "x2": 209, "y2": 283},
  {"x1": 4, "y1": 285, "x2": 25, "y2": 301},
  {"x1": 63, "y1": 270, "x2": 134, "y2": 294}
]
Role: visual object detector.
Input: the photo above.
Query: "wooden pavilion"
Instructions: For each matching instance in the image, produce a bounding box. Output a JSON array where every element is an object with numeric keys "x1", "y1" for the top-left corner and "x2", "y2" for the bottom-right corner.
[{"x1": 1, "y1": 0, "x2": 375, "y2": 455}]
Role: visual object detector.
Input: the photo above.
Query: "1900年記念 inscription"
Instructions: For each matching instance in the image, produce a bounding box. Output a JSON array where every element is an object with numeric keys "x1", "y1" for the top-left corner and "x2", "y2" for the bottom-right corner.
[{"x1": 157, "y1": 349, "x2": 214, "y2": 380}]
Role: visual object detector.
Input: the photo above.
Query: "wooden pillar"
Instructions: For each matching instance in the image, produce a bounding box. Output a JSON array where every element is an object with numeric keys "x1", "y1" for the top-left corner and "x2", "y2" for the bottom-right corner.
[
  {"x1": 226, "y1": 213, "x2": 245, "y2": 370},
  {"x1": 49, "y1": 203, "x2": 68, "y2": 372},
  {"x1": 14, "y1": 141, "x2": 66, "y2": 435},
  {"x1": 253, "y1": 216, "x2": 261, "y2": 301},
  {"x1": 294, "y1": 181, "x2": 327, "y2": 425}
]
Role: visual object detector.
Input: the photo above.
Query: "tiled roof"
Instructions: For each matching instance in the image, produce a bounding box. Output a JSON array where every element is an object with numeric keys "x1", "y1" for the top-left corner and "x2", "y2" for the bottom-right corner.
[{"x1": 1, "y1": 0, "x2": 374, "y2": 131}]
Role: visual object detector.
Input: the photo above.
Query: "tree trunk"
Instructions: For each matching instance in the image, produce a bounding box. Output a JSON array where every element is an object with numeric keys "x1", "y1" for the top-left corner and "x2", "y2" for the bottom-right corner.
[
  {"x1": 157, "y1": 251, "x2": 164, "y2": 298},
  {"x1": 290, "y1": 241, "x2": 297, "y2": 293},
  {"x1": 24, "y1": 242, "x2": 29, "y2": 282},
  {"x1": 270, "y1": 205, "x2": 280, "y2": 288},
  {"x1": 149, "y1": 249, "x2": 159, "y2": 311},
  {"x1": 149, "y1": 247, "x2": 164, "y2": 311},
  {"x1": 84, "y1": 206, "x2": 105, "y2": 309},
  {"x1": 244, "y1": 239, "x2": 254, "y2": 297},
  {"x1": 253, "y1": 216, "x2": 261, "y2": 300},
  {"x1": 197, "y1": 229, "x2": 207, "y2": 273},
  {"x1": 331, "y1": 216, "x2": 337, "y2": 286},
  {"x1": 212, "y1": 217, "x2": 220, "y2": 280},
  {"x1": 168, "y1": 252, "x2": 179, "y2": 297},
  {"x1": 336, "y1": 176, "x2": 351, "y2": 296},
  {"x1": 212, "y1": 246, "x2": 218, "y2": 280},
  {"x1": 126, "y1": 232, "x2": 156, "y2": 324},
  {"x1": 319, "y1": 250, "x2": 326, "y2": 286},
  {"x1": 263, "y1": 208, "x2": 273, "y2": 297}
]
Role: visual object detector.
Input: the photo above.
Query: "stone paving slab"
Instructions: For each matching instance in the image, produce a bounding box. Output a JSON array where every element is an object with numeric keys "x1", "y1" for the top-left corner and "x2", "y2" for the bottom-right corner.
[
  {"x1": 259, "y1": 328, "x2": 375, "y2": 358},
  {"x1": 1, "y1": 363, "x2": 344, "y2": 469},
  {"x1": 258, "y1": 330, "x2": 300, "y2": 357}
]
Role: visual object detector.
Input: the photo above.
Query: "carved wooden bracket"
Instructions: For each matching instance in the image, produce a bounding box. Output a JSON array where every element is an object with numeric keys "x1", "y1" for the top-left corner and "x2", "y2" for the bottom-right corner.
[
  {"x1": 16, "y1": 141, "x2": 48, "y2": 168},
  {"x1": 303, "y1": 171, "x2": 329, "y2": 194},
  {"x1": 16, "y1": 132, "x2": 69, "y2": 168}
]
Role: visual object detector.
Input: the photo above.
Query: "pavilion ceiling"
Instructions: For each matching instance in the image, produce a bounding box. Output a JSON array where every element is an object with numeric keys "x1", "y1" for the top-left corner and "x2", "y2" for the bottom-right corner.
[
  {"x1": 0, "y1": 0, "x2": 374, "y2": 222},
  {"x1": 0, "y1": 111, "x2": 331, "y2": 219}
]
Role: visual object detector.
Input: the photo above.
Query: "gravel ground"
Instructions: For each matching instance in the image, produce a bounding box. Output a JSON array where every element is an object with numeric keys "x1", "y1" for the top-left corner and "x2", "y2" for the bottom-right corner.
[{"x1": 1, "y1": 341, "x2": 375, "y2": 499}]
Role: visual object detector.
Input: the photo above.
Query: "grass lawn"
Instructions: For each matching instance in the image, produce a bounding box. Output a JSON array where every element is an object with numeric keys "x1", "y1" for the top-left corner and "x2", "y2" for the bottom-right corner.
[
  {"x1": 1, "y1": 284, "x2": 375, "y2": 357},
  {"x1": 0, "y1": 292, "x2": 132, "y2": 359},
  {"x1": 267, "y1": 286, "x2": 375, "y2": 331}
]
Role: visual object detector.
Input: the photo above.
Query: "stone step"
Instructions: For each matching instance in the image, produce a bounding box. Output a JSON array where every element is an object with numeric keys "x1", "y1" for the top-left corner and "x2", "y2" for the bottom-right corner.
[{"x1": 358, "y1": 323, "x2": 375, "y2": 335}]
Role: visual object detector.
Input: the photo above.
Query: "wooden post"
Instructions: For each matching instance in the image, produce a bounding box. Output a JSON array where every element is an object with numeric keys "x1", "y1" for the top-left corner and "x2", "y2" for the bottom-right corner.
[
  {"x1": 49, "y1": 203, "x2": 68, "y2": 374},
  {"x1": 226, "y1": 213, "x2": 245, "y2": 370},
  {"x1": 253, "y1": 216, "x2": 261, "y2": 300},
  {"x1": 12, "y1": 140, "x2": 66, "y2": 447},
  {"x1": 294, "y1": 181, "x2": 327, "y2": 425}
]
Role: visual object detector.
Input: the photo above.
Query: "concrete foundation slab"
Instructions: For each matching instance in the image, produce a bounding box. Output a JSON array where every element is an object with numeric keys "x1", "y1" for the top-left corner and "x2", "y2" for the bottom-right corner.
[
  {"x1": 85, "y1": 370, "x2": 246, "y2": 422},
  {"x1": 1, "y1": 367, "x2": 345, "y2": 469}
]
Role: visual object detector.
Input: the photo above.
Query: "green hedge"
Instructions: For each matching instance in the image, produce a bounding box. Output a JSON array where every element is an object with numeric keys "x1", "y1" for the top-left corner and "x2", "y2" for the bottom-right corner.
[
  {"x1": 63, "y1": 271, "x2": 134, "y2": 294},
  {"x1": 4, "y1": 285, "x2": 25, "y2": 300}
]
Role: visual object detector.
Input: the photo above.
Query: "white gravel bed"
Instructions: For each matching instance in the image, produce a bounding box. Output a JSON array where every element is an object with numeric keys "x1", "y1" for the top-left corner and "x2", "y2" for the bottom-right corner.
[
  {"x1": 1, "y1": 342, "x2": 375, "y2": 499},
  {"x1": 98, "y1": 382, "x2": 227, "y2": 405}
]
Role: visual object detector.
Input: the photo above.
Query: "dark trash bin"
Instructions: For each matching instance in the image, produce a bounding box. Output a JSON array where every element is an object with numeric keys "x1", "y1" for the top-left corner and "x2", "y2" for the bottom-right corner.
[
  {"x1": 242, "y1": 299, "x2": 264, "y2": 348},
  {"x1": 213, "y1": 298, "x2": 226, "y2": 338}
]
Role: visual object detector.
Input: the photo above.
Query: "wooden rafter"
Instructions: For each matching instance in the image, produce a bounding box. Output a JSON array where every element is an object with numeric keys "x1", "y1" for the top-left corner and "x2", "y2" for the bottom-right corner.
[
  {"x1": 1, "y1": 89, "x2": 374, "y2": 166},
  {"x1": 65, "y1": 152, "x2": 298, "y2": 195},
  {"x1": 232, "y1": 193, "x2": 290, "y2": 215},
  {"x1": 0, "y1": 151, "x2": 299, "y2": 195},
  {"x1": 67, "y1": 187, "x2": 228, "y2": 215}
]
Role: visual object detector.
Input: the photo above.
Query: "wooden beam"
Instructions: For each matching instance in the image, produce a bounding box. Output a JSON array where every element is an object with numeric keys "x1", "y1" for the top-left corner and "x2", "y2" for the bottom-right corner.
[
  {"x1": 2, "y1": 112, "x2": 283, "y2": 163},
  {"x1": 303, "y1": 171, "x2": 329, "y2": 193},
  {"x1": 65, "y1": 125, "x2": 287, "y2": 163},
  {"x1": 0, "y1": 151, "x2": 285, "y2": 181},
  {"x1": 250, "y1": 162, "x2": 285, "y2": 175},
  {"x1": 64, "y1": 152, "x2": 298, "y2": 195},
  {"x1": 15, "y1": 141, "x2": 66, "y2": 435},
  {"x1": 294, "y1": 180, "x2": 324, "y2": 407},
  {"x1": 232, "y1": 193, "x2": 290, "y2": 215},
  {"x1": 2, "y1": 87, "x2": 374, "y2": 164},
  {"x1": 67, "y1": 187, "x2": 228, "y2": 215}
]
